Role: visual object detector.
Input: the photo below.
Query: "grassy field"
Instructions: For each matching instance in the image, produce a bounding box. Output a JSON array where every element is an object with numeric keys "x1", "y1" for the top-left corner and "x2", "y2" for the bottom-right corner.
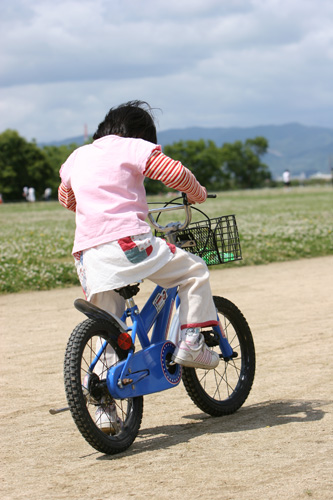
[{"x1": 0, "y1": 186, "x2": 332, "y2": 294}]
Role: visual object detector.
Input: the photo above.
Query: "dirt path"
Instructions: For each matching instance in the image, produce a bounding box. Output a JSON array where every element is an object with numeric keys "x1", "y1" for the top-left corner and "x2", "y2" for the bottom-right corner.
[{"x1": 1, "y1": 256, "x2": 332, "y2": 500}]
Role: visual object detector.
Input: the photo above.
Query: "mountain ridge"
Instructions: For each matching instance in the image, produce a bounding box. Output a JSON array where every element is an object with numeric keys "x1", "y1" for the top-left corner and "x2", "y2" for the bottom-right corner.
[{"x1": 44, "y1": 122, "x2": 333, "y2": 178}]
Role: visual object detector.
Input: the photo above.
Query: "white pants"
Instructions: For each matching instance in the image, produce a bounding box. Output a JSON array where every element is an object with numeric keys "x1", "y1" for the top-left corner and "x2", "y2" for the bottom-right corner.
[{"x1": 90, "y1": 246, "x2": 218, "y2": 329}]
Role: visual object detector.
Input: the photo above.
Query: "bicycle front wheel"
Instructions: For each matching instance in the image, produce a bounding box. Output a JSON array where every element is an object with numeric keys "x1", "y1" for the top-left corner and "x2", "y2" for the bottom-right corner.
[
  {"x1": 182, "y1": 296, "x2": 255, "y2": 416},
  {"x1": 64, "y1": 318, "x2": 143, "y2": 455}
]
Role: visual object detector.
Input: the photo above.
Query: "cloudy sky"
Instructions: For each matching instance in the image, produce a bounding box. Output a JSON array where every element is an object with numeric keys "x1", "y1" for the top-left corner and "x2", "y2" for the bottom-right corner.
[{"x1": 1, "y1": 0, "x2": 333, "y2": 143}]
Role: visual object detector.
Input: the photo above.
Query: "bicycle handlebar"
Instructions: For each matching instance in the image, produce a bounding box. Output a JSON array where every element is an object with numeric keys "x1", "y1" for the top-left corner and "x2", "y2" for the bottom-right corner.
[
  {"x1": 148, "y1": 193, "x2": 216, "y2": 233},
  {"x1": 148, "y1": 202, "x2": 192, "y2": 233}
]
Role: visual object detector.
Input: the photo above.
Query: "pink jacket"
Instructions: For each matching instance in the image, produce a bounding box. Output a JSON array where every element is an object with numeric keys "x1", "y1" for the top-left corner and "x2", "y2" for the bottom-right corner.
[{"x1": 59, "y1": 135, "x2": 159, "y2": 253}]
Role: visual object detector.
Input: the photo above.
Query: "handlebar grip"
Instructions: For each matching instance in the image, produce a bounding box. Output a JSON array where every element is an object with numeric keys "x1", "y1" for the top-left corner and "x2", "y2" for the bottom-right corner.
[{"x1": 183, "y1": 193, "x2": 217, "y2": 202}]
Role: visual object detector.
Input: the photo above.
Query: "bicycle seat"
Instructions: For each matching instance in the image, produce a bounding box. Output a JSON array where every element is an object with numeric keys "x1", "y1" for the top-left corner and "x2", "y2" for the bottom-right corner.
[{"x1": 115, "y1": 283, "x2": 141, "y2": 299}]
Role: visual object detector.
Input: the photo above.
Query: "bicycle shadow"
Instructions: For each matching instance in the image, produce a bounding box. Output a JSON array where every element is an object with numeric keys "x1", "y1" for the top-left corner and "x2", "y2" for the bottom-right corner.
[{"x1": 97, "y1": 398, "x2": 329, "y2": 460}]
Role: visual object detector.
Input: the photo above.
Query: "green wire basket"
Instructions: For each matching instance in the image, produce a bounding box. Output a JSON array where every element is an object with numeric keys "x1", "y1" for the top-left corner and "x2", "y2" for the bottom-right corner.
[{"x1": 165, "y1": 214, "x2": 242, "y2": 266}]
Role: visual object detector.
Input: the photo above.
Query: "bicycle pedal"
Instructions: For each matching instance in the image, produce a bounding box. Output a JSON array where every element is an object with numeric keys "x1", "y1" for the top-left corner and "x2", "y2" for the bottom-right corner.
[{"x1": 203, "y1": 330, "x2": 219, "y2": 347}]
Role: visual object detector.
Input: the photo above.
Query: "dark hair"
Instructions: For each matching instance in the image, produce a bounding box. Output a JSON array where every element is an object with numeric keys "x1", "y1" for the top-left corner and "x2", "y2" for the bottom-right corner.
[{"x1": 93, "y1": 100, "x2": 157, "y2": 144}]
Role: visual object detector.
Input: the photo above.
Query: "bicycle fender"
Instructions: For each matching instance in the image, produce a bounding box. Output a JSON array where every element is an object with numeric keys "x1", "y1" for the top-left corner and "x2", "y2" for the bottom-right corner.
[{"x1": 74, "y1": 298, "x2": 128, "y2": 332}]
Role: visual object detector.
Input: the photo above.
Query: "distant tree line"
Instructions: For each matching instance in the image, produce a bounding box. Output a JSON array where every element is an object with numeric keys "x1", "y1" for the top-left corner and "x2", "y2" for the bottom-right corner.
[{"x1": 0, "y1": 129, "x2": 271, "y2": 201}]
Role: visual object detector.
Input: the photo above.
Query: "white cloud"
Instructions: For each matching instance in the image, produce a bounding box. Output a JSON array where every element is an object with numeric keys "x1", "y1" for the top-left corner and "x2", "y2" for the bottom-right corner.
[{"x1": 0, "y1": 0, "x2": 333, "y2": 142}]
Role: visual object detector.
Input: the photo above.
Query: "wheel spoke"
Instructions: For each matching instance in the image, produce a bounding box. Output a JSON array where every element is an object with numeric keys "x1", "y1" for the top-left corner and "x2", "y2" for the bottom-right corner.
[{"x1": 212, "y1": 368, "x2": 224, "y2": 399}]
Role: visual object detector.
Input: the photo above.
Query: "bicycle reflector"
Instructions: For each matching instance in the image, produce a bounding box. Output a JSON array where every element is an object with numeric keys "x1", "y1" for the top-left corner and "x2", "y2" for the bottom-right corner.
[{"x1": 117, "y1": 332, "x2": 132, "y2": 350}]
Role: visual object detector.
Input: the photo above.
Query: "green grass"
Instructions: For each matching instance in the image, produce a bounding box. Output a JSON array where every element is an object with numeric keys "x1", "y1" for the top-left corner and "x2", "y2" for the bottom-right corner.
[
  {"x1": 203, "y1": 186, "x2": 333, "y2": 266},
  {"x1": 0, "y1": 186, "x2": 332, "y2": 294},
  {"x1": 0, "y1": 202, "x2": 76, "y2": 293}
]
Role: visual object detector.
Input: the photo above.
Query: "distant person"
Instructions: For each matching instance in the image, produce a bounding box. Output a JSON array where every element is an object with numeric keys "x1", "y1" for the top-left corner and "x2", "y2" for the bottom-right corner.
[
  {"x1": 0, "y1": 193, "x2": 3, "y2": 204},
  {"x1": 283, "y1": 169, "x2": 291, "y2": 188},
  {"x1": 43, "y1": 187, "x2": 52, "y2": 201},
  {"x1": 22, "y1": 186, "x2": 29, "y2": 200},
  {"x1": 27, "y1": 187, "x2": 36, "y2": 202}
]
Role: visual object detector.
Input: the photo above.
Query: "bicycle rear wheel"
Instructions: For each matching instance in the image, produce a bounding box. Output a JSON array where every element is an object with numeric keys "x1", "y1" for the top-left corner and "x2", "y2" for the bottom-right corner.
[
  {"x1": 182, "y1": 296, "x2": 255, "y2": 416},
  {"x1": 64, "y1": 318, "x2": 143, "y2": 455}
]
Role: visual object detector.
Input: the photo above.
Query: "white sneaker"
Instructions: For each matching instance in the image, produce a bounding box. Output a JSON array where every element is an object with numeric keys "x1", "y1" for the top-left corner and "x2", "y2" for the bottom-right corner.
[
  {"x1": 95, "y1": 403, "x2": 122, "y2": 435},
  {"x1": 172, "y1": 327, "x2": 220, "y2": 369}
]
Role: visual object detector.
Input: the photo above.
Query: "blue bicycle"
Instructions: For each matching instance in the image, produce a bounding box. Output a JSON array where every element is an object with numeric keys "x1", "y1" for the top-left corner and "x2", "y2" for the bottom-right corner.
[{"x1": 63, "y1": 195, "x2": 255, "y2": 455}]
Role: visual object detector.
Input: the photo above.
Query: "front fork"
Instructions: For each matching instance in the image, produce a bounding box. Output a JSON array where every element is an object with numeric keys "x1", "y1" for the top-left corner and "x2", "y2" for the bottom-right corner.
[{"x1": 213, "y1": 323, "x2": 234, "y2": 360}]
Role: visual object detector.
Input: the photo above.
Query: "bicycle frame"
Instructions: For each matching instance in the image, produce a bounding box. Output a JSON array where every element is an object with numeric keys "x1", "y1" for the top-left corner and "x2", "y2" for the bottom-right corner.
[
  {"x1": 79, "y1": 281, "x2": 231, "y2": 400},
  {"x1": 103, "y1": 284, "x2": 181, "y2": 399},
  {"x1": 85, "y1": 197, "x2": 234, "y2": 400}
]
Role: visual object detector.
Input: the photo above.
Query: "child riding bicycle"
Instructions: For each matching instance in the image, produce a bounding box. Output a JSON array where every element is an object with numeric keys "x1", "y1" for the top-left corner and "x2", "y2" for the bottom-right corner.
[{"x1": 58, "y1": 100, "x2": 219, "y2": 373}]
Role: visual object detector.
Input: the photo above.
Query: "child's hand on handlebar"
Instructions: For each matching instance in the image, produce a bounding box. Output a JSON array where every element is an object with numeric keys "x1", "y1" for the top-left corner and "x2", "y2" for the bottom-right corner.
[{"x1": 187, "y1": 187, "x2": 207, "y2": 205}]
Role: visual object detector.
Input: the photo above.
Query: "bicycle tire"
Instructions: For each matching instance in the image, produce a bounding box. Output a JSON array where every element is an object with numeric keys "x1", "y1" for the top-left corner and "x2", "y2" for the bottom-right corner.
[
  {"x1": 64, "y1": 318, "x2": 143, "y2": 455},
  {"x1": 182, "y1": 296, "x2": 255, "y2": 416}
]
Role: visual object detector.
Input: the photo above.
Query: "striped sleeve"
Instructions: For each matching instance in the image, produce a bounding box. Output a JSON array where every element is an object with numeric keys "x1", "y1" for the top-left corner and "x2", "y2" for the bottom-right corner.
[
  {"x1": 144, "y1": 150, "x2": 207, "y2": 203},
  {"x1": 58, "y1": 182, "x2": 76, "y2": 212}
]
